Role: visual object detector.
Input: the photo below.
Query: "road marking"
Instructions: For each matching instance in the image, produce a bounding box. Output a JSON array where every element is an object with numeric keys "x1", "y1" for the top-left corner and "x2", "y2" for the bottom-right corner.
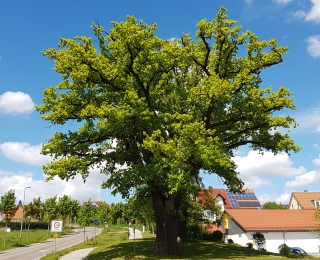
[{"x1": 37, "y1": 250, "x2": 48, "y2": 252}]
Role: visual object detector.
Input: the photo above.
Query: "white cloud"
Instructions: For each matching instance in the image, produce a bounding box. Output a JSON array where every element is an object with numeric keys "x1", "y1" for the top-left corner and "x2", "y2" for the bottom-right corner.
[
  {"x1": 244, "y1": 0, "x2": 254, "y2": 3},
  {"x1": 294, "y1": 107, "x2": 320, "y2": 132},
  {"x1": 313, "y1": 158, "x2": 320, "y2": 166},
  {"x1": 285, "y1": 170, "x2": 320, "y2": 188},
  {"x1": 273, "y1": 0, "x2": 292, "y2": 5},
  {"x1": 0, "y1": 167, "x2": 108, "y2": 204},
  {"x1": 233, "y1": 151, "x2": 306, "y2": 178},
  {"x1": 306, "y1": 35, "x2": 320, "y2": 58},
  {"x1": 259, "y1": 191, "x2": 291, "y2": 205},
  {"x1": 305, "y1": 0, "x2": 320, "y2": 23},
  {"x1": 293, "y1": 10, "x2": 307, "y2": 20},
  {"x1": 243, "y1": 176, "x2": 272, "y2": 189},
  {"x1": 0, "y1": 91, "x2": 35, "y2": 115},
  {"x1": 0, "y1": 142, "x2": 51, "y2": 166}
]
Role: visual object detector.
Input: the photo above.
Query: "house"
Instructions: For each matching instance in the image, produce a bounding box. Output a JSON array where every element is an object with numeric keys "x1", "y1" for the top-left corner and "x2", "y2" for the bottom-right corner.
[
  {"x1": 197, "y1": 188, "x2": 261, "y2": 221},
  {"x1": 288, "y1": 191, "x2": 320, "y2": 210},
  {"x1": 1, "y1": 207, "x2": 22, "y2": 222},
  {"x1": 82, "y1": 201, "x2": 102, "y2": 208},
  {"x1": 224, "y1": 209, "x2": 320, "y2": 254}
]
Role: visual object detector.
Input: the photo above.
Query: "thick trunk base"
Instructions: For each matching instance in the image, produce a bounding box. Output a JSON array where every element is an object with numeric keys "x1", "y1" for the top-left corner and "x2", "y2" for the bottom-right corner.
[{"x1": 152, "y1": 192, "x2": 182, "y2": 255}]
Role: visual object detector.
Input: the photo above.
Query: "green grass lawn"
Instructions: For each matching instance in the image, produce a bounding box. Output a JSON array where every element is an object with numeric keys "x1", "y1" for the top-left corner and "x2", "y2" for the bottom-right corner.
[
  {"x1": 0, "y1": 228, "x2": 72, "y2": 252},
  {"x1": 40, "y1": 225, "x2": 316, "y2": 260}
]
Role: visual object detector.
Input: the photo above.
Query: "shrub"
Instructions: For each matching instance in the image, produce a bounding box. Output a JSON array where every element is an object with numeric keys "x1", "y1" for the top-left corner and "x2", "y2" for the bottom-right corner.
[
  {"x1": 247, "y1": 242, "x2": 254, "y2": 249},
  {"x1": 212, "y1": 230, "x2": 223, "y2": 242},
  {"x1": 186, "y1": 224, "x2": 203, "y2": 240},
  {"x1": 227, "y1": 238, "x2": 234, "y2": 244},
  {"x1": 251, "y1": 232, "x2": 265, "y2": 250},
  {"x1": 278, "y1": 243, "x2": 291, "y2": 256}
]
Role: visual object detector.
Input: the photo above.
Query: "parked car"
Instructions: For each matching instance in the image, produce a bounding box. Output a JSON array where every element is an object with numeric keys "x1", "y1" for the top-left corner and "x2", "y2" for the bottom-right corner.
[{"x1": 289, "y1": 247, "x2": 308, "y2": 256}]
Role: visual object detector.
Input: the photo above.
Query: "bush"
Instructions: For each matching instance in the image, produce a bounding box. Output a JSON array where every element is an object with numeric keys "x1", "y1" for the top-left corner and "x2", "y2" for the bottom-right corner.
[
  {"x1": 0, "y1": 221, "x2": 48, "y2": 230},
  {"x1": 278, "y1": 243, "x2": 291, "y2": 256},
  {"x1": 227, "y1": 238, "x2": 234, "y2": 244},
  {"x1": 251, "y1": 232, "x2": 265, "y2": 250},
  {"x1": 187, "y1": 224, "x2": 203, "y2": 240},
  {"x1": 212, "y1": 230, "x2": 223, "y2": 242},
  {"x1": 247, "y1": 242, "x2": 254, "y2": 249}
]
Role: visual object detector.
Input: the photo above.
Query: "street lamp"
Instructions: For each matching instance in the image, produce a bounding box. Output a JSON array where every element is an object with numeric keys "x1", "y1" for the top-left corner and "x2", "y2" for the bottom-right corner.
[{"x1": 20, "y1": 186, "x2": 31, "y2": 245}]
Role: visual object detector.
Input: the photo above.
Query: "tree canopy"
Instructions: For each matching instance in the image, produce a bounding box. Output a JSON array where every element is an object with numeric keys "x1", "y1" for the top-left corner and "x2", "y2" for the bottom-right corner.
[
  {"x1": 0, "y1": 189, "x2": 18, "y2": 224},
  {"x1": 262, "y1": 201, "x2": 286, "y2": 209},
  {"x1": 37, "y1": 7, "x2": 300, "y2": 254}
]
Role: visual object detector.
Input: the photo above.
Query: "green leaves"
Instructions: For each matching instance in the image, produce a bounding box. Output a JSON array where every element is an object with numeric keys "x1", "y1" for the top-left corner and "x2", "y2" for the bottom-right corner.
[
  {"x1": 38, "y1": 6, "x2": 299, "y2": 200},
  {"x1": 0, "y1": 189, "x2": 17, "y2": 223}
]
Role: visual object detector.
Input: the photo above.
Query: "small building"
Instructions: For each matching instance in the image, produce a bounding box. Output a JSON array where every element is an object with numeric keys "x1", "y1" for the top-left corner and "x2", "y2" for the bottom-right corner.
[
  {"x1": 289, "y1": 191, "x2": 320, "y2": 210},
  {"x1": 225, "y1": 209, "x2": 320, "y2": 254},
  {"x1": 197, "y1": 188, "x2": 261, "y2": 222}
]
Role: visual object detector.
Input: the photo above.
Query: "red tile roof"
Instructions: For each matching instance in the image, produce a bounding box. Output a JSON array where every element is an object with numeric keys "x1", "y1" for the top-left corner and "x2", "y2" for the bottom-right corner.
[
  {"x1": 225, "y1": 209, "x2": 320, "y2": 231},
  {"x1": 1, "y1": 206, "x2": 22, "y2": 220},
  {"x1": 197, "y1": 188, "x2": 260, "y2": 209},
  {"x1": 291, "y1": 192, "x2": 320, "y2": 209},
  {"x1": 197, "y1": 189, "x2": 232, "y2": 209},
  {"x1": 203, "y1": 224, "x2": 224, "y2": 233}
]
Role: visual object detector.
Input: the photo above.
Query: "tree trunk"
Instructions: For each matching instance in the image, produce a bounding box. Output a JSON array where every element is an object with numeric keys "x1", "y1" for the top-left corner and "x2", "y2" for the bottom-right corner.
[
  {"x1": 178, "y1": 220, "x2": 188, "y2": 242},
  {"x1": 152, "y1": 192, "x2": 182, "y2": 255}
]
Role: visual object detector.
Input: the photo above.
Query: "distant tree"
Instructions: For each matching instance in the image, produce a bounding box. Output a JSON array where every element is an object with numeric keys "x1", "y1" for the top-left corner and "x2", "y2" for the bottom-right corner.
[
  {"x1": 112, "y1": 202, "x2": 126, "y2": 224},
  {"x1": 262, "y1": 201, "x2": 286, "y2": 209},
  {"x1": 78, "y1": 200, "x2": 96, "y2": 228},
  {"x1": 0, "y1": 189, "x2": 18, "y2": 225},
  {"x1": 96, "y1": 201, "x2": 112, "y2": 226},
  {"x1": 24, "y1": 197, "x2": 43, "y2": 238},
  {"x1": 57, "y1": 195, "x2": 74, "y2": 224},
  {"x1": 0, "y1": 189, "x2": 18, "y2": 246},
  {"x1": 42, "y1": 196, "x2": 58, "y2": 234},
  {"x1": 78, "y1": 200, "x2": 96, "y2": 243}
]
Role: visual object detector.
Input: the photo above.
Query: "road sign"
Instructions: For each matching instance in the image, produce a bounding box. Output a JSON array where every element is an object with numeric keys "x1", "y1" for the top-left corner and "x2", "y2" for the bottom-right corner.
[
  {"x1": 51, "y1": 219, "x2": 63, "y2": 232},
  {"x1": 93, "y1": 219, "x2": 98, "y2": 225}
]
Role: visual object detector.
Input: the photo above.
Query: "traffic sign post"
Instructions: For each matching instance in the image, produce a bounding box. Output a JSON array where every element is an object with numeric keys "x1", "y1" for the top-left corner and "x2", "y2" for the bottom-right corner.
[{"x1": 50, "y1": 220, "x2": 63, "y2": 254}]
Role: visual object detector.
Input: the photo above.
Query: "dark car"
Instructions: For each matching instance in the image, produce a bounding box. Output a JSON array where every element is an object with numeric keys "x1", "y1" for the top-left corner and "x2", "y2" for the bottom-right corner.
[{"x1": 290, "y1": 247, "x2": 308, "y2": 255}]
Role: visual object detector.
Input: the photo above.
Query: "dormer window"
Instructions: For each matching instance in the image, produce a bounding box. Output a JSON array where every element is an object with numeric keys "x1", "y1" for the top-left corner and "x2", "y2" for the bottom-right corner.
[{"x1": 312, "y1": 200, "x2": 320, "y2": 209}]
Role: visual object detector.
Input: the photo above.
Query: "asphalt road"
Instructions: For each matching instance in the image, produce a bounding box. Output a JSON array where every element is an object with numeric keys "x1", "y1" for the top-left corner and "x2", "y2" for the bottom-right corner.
[{"x1": 0, "y1": 227, "x2": 101, "y2": 260}]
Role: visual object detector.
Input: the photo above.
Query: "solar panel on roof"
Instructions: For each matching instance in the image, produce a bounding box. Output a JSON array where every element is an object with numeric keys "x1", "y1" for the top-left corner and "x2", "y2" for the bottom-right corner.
[{"x1": 238, "y1": 201, "x2": 260, "y2": 207}]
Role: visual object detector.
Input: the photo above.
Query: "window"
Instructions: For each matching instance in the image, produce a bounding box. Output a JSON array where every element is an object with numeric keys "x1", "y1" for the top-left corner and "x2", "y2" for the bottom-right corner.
[{"x1": 203, "y1": 210, "x2": 216, "y2": 221}]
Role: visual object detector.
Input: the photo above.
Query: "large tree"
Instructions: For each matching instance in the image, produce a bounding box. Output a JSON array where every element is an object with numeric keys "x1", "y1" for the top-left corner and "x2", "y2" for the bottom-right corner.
[{"x1": 37, "y1": 7, "x2": 300, "y2": 254}]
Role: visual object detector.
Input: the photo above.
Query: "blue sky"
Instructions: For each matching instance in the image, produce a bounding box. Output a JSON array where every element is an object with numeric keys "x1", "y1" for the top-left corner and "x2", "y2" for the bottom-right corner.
[{"x1": 1, "y1": 0, "x2": 320, "y2": 205}]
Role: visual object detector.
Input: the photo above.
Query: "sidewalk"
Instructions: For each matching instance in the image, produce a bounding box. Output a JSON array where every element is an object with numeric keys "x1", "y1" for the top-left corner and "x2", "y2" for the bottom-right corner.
[
  {"x1": 128, "y1": 227, "x2": 142, "y2": 239},
  {"x1": 59, "y1": 247, "x2": 95, "y2": 260}
]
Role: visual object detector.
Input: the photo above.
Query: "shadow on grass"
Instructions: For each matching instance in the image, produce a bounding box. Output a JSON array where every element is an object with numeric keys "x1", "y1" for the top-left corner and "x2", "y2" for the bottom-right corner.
[{"x1": 87, "y1": 238, "x2": 282, "y2": 260}]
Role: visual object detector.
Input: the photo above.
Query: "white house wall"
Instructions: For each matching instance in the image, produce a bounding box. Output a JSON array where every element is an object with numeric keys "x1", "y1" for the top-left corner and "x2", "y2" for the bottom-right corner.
[
  {"x1": 226, "y1": 227, "x2": 320, "y2": 254},
  {"x1": 227, "y1": 233, "x2": 252, "y2": 247},
  {"x1": 263, "y1": 231, "x2": 320, "y2": 254}
]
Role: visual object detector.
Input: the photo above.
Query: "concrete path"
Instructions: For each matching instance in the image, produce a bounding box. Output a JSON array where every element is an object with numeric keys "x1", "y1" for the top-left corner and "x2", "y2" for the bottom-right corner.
[
  {"x1": 60, "y1": 247, "x2": 95, "y2": 260},
  {"x1": 128, "y1": 227, "x2": 142, "y2": 239}
]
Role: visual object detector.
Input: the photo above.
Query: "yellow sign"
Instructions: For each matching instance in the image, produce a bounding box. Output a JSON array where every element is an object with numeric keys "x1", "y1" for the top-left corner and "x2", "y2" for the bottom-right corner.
[
  {"x1": 223, "y1": 218, "x2": 229, "y2": 229},
  {"x1": 53, "y1": 234, "x2": 59, "y2": 238}
]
